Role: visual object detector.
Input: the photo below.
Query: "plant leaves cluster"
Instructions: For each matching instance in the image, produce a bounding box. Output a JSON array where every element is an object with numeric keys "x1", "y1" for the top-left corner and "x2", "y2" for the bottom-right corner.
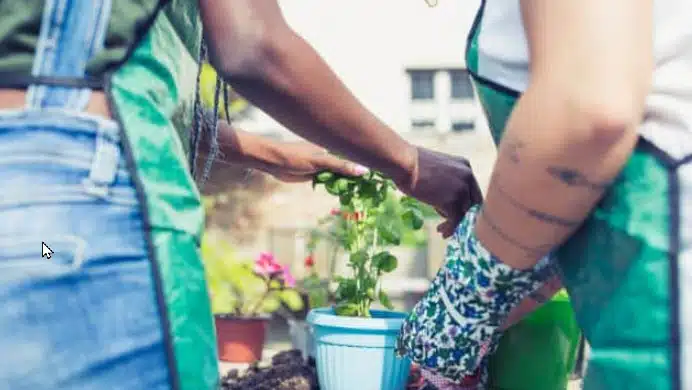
[{"x1": 312, "y1": 170, "x2": 425, "y2": 317}]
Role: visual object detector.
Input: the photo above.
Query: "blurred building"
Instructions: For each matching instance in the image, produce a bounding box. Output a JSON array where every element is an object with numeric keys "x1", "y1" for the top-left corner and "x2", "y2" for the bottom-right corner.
[{"x1": 234, "y1": 0, "x2": 486, "y2": 138}]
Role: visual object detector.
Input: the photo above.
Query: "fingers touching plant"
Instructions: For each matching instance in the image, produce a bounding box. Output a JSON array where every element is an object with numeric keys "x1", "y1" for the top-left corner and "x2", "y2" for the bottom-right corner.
[{"x1": 312, "y1": 170, "x2": 426, "y2": 317}]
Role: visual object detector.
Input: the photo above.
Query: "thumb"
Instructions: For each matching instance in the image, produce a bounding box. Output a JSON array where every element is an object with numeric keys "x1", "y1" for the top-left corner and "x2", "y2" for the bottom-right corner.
[
  {"x1": 436, "y1": 219, "x2": 457, "y2": 239},
  {"x1": 317, "y1": 155, "x2": 370, "y2": 177}
]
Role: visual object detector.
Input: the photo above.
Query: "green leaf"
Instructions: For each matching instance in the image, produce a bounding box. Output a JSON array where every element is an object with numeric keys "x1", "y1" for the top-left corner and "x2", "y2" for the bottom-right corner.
[
  {"x1": 335, "y1": 178, "x2": 350, "y2": 193},
  {"x1": 402, "y1": 207, "x2": 425, "y2": 230},
  {"x1": 259, "y1": 296, "x2": 281, "y2": 314},
  {"x1": 325, "y1": 179, "x2": 341, "y2": 195},
  {"x1": 315, "y1": 171, "x2": 334, "y2": 183},
  {"x1": 379, "y1": 290, "x2": 394, "y2": 310},
  {"x1": 308, "y1": 289, "x2": 329, "y2": 309},
  {"x1": 378, "y1": 223, "x2": 401, "y2": 246},
  {"x1": 367, "y1": 287, "x2": 376, "y2": 300},
  {"x1": 339, "y1": 193, "x2": 353, "y2": 206},
  {"x1": 334, "y1": 303, "x2": 360, "y2": 317},
  {"x1": 210, "y1": 288, "x2": 236, "y2": 315},
  {"x1": 372, "y1": 251, "x2": 398, "y2": 273},
  {"x1": 362, "y1": 275, "x2": 377, "y2": 290},
  {"x1": 280, "y1": 289, "x2": 305, "y2": 311},
  {"x1": 359, "y1": 181, "x2": 378, "y2": 199},
  {"x1": 335, "y1": 278, "x2": 358, "y2": 301},
  {"x1": 400, "y1": 196, "x2": 418, "y2": 208},
  {"x1": 269, "y1": 279, "x2": 281, "y2": 289},
  {"x1": 349, "y1": 250, "x2": 369, "y2": 266}
]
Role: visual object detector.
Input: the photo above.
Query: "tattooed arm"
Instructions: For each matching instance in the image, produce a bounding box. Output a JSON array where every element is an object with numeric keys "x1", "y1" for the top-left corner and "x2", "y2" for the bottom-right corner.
[{"x1": 474, "y1": 0, "x2": 653, "y2": 270}]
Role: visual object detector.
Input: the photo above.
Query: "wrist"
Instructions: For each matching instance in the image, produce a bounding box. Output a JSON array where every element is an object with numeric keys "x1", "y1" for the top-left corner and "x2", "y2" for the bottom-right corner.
[
  {"x1": 216, "y1": 123, "x2": 280, "y2": 170},
  {"x1": 386, "y1": 142, "x2": 418, "y2": 191},
  {"x1": 243, "y1": 136, "x2": 284, "y2": 172}
]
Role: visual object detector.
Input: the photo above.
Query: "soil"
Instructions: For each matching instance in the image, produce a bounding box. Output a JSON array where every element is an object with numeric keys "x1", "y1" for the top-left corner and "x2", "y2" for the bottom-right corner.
[
  {"x1": 220, "y1": 350, "x2": 440, "y2": 390},
  {"x1": 220, "y1": 350, "x2": 318, "y2": 390}
]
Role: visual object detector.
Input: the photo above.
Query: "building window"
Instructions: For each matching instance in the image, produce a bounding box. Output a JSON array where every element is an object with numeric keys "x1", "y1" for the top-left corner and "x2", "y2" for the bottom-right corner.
[
  {"x1": 409, "y1": 70, "x2": 436, "y2": 100},
  {"x1": 450, "y1": 70, "x2": 474, "y2": 100},
  {"x1": 411, "y1": 119, "x2": 436, "y2": 130},
  {"x1": 451, "y1": 121, "x2": 474, "y2": 132}
]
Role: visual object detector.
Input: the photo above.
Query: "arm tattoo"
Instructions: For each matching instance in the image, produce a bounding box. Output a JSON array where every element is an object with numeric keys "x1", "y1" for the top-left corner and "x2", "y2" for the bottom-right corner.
[
  {"x1": 496, "y1": 184, "x2": 580, "y2": 228},
  {"x1": 479, "y1": 208, "x2": 553, "y2": 256},
  {"x1": 506, "y1": 140, "x2": 524, "y2": 164},
  {"x1": 546, "y1": 166, "x2": 612, "y2": 190},
  {"x1": 504, "y1": 139, "x2": 610, "y2": 190}
]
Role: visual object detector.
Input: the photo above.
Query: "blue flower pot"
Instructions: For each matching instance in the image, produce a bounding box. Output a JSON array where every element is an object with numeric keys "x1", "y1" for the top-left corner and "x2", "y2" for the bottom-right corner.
[{"x1": 307, "y1": 307, "x2": 411, "y2": 390}]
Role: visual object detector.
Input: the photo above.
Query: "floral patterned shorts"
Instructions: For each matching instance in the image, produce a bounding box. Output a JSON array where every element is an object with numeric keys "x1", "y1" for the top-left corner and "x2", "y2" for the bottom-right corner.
[{"x1": 396, "y1": 206, "x2": 556, "y2": 382}]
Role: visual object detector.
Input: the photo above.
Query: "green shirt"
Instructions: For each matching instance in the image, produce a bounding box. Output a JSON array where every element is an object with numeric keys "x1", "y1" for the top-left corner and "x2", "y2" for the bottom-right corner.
[{"x1": 0, "y1": 0, "x2": 161, "y2": 75}]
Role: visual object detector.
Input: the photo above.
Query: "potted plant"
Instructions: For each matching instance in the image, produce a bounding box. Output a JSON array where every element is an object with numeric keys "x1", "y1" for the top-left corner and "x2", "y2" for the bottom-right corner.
[
  {"x1": 307, "y1": 170, "x2": 425, "y2": 390},
  {"x1": 202, "y1": 231, "x2": 304, "y2": 363}
]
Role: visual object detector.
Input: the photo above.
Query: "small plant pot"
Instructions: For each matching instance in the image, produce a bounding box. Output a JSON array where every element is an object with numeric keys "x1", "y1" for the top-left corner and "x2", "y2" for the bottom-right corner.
[
  {"x1": 215, "y1": 314, "x2": 269, "y2": 363},
  {"x1": 307, "y1": 307, "x2": 411, "y2": 390},
  {"x1": 288, "y1": 319, "x2": 316, "y2": 359}
]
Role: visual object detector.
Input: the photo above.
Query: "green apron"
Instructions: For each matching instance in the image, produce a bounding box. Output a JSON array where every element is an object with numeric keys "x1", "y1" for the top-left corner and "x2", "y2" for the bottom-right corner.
[
  {"x1": 107, "y1": 1, "x2": 217, "y2": 388},
  {"x1": 467, "y1": 1, "x2": 688, "y2": 389}
]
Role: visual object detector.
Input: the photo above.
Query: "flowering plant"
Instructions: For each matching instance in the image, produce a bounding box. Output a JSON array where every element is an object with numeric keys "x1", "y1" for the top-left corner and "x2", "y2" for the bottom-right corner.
[
  {"x1": 312, "y1": 170, "x2": 426, "y2": 317},
  {"x1": 300, "y1": 235, "x2": 331, "y2": 311},
  {"x1": 202, "y1": 231, "x2": 304, "y2": 317}
]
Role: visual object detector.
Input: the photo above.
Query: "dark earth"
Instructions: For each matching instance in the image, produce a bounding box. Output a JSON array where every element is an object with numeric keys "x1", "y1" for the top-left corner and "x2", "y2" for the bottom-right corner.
[{"x1": 219, "y1": 349, "x2": 438, "y2": 390}]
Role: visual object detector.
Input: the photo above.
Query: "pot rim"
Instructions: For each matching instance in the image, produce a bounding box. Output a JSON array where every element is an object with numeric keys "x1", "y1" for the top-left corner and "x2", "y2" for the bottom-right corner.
[
  {"x1": 214, "y1": 313, "x2": 272, "y2": 321},
  {"x1": 306, "y1": 307, "x2": 407, "y2": 331}
]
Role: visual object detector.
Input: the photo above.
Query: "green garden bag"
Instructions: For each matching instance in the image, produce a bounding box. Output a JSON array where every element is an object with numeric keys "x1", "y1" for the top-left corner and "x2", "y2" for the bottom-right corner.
[{"x1": 488, "y1": 290, "x2": 581, "y2": 390}]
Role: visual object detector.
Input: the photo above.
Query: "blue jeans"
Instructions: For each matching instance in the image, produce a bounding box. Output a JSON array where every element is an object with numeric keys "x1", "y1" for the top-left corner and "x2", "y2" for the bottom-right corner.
[{"x1": 0, "y1": 110, "x2": 170, "y2": 389}]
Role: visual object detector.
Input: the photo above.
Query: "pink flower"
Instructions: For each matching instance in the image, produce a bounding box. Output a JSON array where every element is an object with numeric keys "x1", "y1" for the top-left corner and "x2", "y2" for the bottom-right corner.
[
  {"x1": 282, "y1": 269, "x2": 296, "y2": 288},
  {"x1": 254, "y1": 252, "x2": 283, "y2": 277}
]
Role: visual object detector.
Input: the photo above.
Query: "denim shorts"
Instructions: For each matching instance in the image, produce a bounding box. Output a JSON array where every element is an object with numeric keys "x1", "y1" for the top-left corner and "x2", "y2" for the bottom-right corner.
[{"x1": 0, "y1": 109, "x2": 170, "y2": 389}]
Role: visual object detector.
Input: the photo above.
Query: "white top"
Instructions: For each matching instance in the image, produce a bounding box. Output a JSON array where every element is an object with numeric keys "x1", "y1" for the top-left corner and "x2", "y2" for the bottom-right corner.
[{"x1": 474, "y1": 0, "x2": 692, "y2": 159}]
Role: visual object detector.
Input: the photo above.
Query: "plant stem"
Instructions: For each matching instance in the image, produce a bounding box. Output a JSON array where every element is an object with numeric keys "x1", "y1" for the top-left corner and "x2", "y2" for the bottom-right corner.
[{"x1": 247, "y1": 283, "x2": 278, "y2": 316}]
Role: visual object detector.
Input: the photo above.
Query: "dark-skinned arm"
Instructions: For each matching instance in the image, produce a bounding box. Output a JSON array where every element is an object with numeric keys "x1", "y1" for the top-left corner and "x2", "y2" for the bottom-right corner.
[
  {"x1": 198, "y1": 0, "x2": 483, "y2": 225},
  {"x1": 198, "y1": 0, "x2": 416, "y2": 187},
  {"x1": 199, "y1": 119, "x2": 370, "y2": 183},
  {"x1": 474, "y1": 0, "x2": 653, "y2": 270}
]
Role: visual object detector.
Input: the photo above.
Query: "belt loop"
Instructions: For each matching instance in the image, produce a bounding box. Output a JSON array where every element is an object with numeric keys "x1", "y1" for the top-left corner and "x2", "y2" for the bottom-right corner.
[{"x1": 82, "y1": 121, "x2": 121, "y2": 198}]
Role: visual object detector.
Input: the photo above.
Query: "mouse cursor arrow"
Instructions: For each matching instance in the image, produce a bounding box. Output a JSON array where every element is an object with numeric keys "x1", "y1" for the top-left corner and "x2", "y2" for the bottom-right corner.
[{"x1": 42, "y1": 242, "x2": 54, "y2": 259}]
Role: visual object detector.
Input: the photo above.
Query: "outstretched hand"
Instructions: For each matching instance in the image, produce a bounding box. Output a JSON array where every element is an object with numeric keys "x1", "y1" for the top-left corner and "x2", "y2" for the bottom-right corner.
[
  {"x1": 397, "y1": 147, "x2": 483, "y2": 238},
  {"x1": 261, "y1": 141, "x2": 369, "y2": 183}
]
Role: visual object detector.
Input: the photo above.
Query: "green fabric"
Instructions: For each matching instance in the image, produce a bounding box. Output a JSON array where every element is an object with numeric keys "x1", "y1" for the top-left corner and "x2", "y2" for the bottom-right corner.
[
  {"x1": 0, "y1": 0, "x2": 160, "y2": 75},
  {"x1": 110, "y1": 1, "x2": 218, "y2": 389},
  {"x1": 489, "y1": 290, "x2": 581, "y2": 390},
  {"x1": 558, "y1": 149, "x2": 672, "y2": 390},
  {"x1": 465, "y1": 3, "x2": 482, "y2": 75},
  {"x1": 474, "y1": 83, "x2": 516, "y2": 145}
]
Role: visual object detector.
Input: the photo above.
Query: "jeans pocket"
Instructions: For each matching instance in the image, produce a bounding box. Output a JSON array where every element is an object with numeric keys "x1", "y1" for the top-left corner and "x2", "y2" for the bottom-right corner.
[{"x1": 0, "y1": 235, "x2": 87, "y2": 280}]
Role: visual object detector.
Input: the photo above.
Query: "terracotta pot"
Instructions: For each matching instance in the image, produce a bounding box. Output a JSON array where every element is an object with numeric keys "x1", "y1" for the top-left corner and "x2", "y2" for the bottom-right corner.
[{"x1": 215, "y1": 314, "x2": 269, "y2": 363}]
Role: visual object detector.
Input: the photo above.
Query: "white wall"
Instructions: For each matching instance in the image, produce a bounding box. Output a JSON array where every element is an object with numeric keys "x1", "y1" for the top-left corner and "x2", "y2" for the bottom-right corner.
[{"x1": 236, "y1": 0, "x2": 482, "y2": 136}]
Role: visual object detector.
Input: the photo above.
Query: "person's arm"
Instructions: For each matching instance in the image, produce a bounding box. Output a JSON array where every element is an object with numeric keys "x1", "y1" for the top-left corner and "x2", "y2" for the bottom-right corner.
[
  {"x1": 198, "y1": 0, "x2": 414, "y2": 186},
  {"x1": 206, "y1": 119, "x2": 370, "y2": 182},
  {"x1": 500, "y1": 275, "x2": 562, "y2": 330},
  {"x1": 198, "y1": 0, "x2": 483, "y2": 225},
  {"x1": 474, "y1": 0, "x2": 653, "y2": 270}
]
